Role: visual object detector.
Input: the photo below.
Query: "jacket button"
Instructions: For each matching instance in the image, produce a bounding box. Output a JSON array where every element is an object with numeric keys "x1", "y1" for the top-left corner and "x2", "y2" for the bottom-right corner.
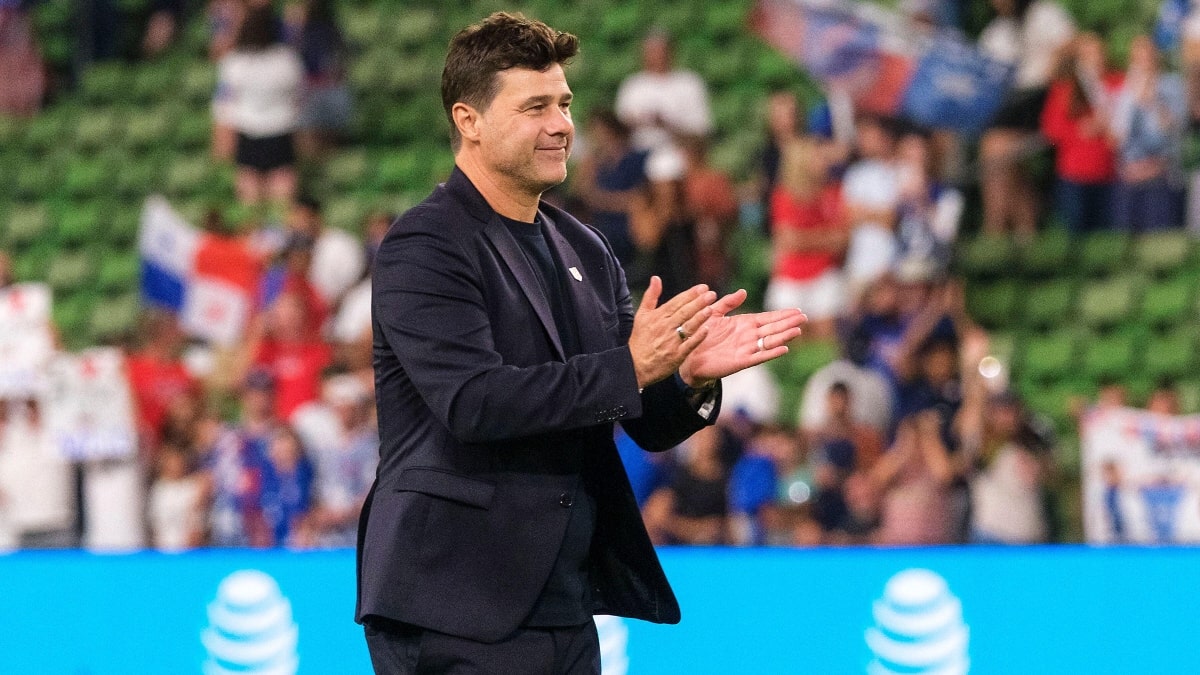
[{"x1": 559, "y1": 492, "x2": 574, "y2": 508}]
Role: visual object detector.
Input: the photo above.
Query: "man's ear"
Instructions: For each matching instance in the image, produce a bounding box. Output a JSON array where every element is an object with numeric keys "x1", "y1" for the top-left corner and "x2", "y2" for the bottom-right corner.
[{"x1": 452, "y1": 102, "x2": 482, "y2": 145}]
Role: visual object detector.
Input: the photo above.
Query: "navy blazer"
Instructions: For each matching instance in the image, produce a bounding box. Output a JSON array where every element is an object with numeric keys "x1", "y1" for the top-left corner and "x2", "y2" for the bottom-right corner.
[{"x1": 356, "y1": 167, "x2": 720, "y2": 643}]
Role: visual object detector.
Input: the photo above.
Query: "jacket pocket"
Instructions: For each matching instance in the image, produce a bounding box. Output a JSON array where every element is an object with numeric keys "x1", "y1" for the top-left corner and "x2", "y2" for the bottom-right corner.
[{"x1": 394, "y1": 467, "x2": 495, "y2": 509}]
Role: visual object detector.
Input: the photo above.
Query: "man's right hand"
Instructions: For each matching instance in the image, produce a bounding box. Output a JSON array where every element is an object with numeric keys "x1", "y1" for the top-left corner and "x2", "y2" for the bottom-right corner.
[{"x1": 627, "y1": 277, "x2": 716, "y2": 390}]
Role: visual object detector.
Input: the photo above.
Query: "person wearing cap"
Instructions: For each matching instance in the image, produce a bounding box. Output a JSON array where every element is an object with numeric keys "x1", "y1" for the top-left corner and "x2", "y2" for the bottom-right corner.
[{"x1": 358, "y1": 13, "x2": 806, "y2": 673}]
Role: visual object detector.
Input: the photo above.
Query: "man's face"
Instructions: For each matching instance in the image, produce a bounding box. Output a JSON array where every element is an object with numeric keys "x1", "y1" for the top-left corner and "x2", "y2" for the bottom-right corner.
[{"x1": 474, "y1": 64, "x2": 574, "y2": 199}]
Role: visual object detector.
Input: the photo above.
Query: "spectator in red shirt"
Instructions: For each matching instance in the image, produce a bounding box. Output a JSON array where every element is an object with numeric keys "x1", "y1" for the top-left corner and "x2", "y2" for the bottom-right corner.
[
  {"x1": 1040, "y1": 33, "x2": 1123, "y2": 232},
  {"x1": 764, "y1": 136, "x2": 850, "y2": 339},
  {"x1": 240, "y1": 291, "x2": 332, "y2": 422},
  {"x1": 125, "y1": 310, "x2": 198, "y2": 457}
]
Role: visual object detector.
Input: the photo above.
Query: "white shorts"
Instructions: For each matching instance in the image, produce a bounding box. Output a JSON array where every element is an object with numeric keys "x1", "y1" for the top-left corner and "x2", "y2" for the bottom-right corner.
[{"x1": 764, "y1": 269, "x2": 846, "y2": 319}]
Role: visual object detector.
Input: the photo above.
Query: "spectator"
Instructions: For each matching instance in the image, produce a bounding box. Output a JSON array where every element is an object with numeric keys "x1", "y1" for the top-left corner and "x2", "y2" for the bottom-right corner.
[
  {"x1": 719, "y1": 364, "x2": 781, "y2": 428},
  {"x1": 841, "y1": 115, "x2": 901, "y2": 297},
  {"x1": 293, "y1": 372, "x2": 377, "y2": 548},
  {"x1": 285, "y1": 0, "x2": 353, "y2": 158},
  {"x1": 1039, "y1": 33, "x2": 1123, "y2": 233},
  {"x1": 964, "y1": 392, "x2": 1052, "y2": 544},
  {"x1": 147, "y1": 441, "x2": 204, "y2": 551},
  {"x1": 615, "y1": 29, "x2": 713, "y2": 156},
  {"x1": 286, "y1": 195, "x2": 366, "y2": 308},
  {"x1": 627, "y1": 146, "x2": 697, "y2": 297},
  {"x1": 0, "y1": 399, "x2": 76, "y2": 549},
  {"x1": 574, "y1": 108, "x2": 648, "y2": 268},
  {"x1": 977, "y1": 0, "x2": 1076, "y2": 239},
  {"x1": 259, "y1": 232, "x2": 328, "y2": 331},
  {"x1": 1147, "y1": 379, "x2": 1182, "y2": 415},
  {"x1": 124, "y1": 310, "x2": 198, "y2": 456},
  {"x1": 199, "y1": 371, "x2": 274, "y2": 547},
  {"x1": 764, "y1": 136, "x2": 849, "y2": 338},
  {"x1": 680, "y1": 135, "x2": 739, "y2": 292},
  {"x1": 894, "y1": 129, "x2": 961, "y2": 278},
  {"x1": 759, "y1": 90, "x2": 803, "y2": 228},
  {"x1": 616, "y1": 426, "x2": 670, "y2": 508},
  {"x1": 809, "y1": 382, "x2": 884, "y2": 472},
  {"x1": 799, "y1": 325, "x2": 895, "y2": 436},
  {"x1": 240, "y1": 292, "x2": 333, "y2": 422},
  {"x1": 257, "y1": 424, "x2": 313, "y2": 547},
  {"x1": 0, "y1": 4, "x2": 44, "y2": 116},
  {"x1": 1112, "y1": 35, "x2": 1186, "y2": 231},
  {"x1": 215, "y1": 4, "x2": 304, "y2": 205},
  {"x1": 643, "y1": 425, "x2": 731, "y2": 545},
  {"x1": 871, "y1": 410, "x2": 961, "y2": 545},
  {"x1": 141, "y1": 0, "x2": 185, "y2": 58}
]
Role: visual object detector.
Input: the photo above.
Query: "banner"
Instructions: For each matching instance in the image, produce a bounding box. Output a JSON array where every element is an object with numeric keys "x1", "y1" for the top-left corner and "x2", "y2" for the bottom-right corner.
[
  {"x1": 0, "y1": 282, "x2": 54, "y2": 399},
  {"x1": 43, "y1": 347, "x2": 138, "y2": 461},
  {"x1": 750, "y1": 0, "x2": 1012, "y2": 133},
  {"x1": 139, "y1": 196, "x2": 256, "y2": 346},
  {"x1": 1082, "y1": 406, "x2": 1200, "y2": 544}
]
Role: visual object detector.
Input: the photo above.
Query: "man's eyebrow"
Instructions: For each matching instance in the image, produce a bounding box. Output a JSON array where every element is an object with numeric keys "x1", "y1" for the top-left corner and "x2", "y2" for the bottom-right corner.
[{"x1": 519, "y1": 93, "x2": 573, "y2": 107}]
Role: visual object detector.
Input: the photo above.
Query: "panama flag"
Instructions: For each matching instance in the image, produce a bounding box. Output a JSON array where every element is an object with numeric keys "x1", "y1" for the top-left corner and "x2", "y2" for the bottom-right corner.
[{"x1": 139, "y1": 196, "x2": 254, "y2": 346}]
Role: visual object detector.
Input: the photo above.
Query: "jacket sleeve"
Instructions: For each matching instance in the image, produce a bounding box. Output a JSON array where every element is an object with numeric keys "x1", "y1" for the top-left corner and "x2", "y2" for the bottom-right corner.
[{"x1": 373, "y1": 221, "x2": 645, "y2": 444}]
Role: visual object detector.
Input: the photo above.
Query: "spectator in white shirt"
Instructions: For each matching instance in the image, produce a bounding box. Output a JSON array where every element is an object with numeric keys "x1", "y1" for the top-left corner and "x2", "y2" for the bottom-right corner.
[
  {"x1": 215, "y1": 4, "x2": 305, "y2": 206},
  {"x1": 615, "y1": 29, "x2": 713, "y2": 158},
  {"x1": 287, "y1": 196, "x2": 366, "y2": 309},
  {"x1": 147, "y1": 442, "x2": 204, "y2": 551}
]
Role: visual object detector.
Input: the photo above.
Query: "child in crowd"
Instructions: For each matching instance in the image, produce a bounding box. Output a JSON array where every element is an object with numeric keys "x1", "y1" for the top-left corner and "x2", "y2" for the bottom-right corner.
[{"x1": 148, "y1": 442, "x2": 204, "y2": 551}]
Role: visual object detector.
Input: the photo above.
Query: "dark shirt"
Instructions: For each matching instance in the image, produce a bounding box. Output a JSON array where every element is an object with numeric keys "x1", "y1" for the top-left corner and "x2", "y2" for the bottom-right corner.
[
  {"x1": 501, "y1": 214, "x2": 594, "y2": 627},
  {"x1": 591, "y1": 149, "x2": 648, "y2": 267}
]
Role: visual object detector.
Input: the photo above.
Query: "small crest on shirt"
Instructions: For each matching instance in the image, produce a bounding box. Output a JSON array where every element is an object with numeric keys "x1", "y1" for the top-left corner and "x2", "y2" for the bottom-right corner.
[{"x1": 568, "y1": 266, "x2": 583, "y2": 282}]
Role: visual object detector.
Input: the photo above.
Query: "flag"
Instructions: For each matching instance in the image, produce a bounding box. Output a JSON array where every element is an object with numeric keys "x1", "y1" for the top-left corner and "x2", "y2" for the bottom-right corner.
[
  {"x1": 750, "y1": 0, "x2": 1012, "y2": 134},
  {"x1": 138, "y1": 197, "x2": 257, "y2": 346}
]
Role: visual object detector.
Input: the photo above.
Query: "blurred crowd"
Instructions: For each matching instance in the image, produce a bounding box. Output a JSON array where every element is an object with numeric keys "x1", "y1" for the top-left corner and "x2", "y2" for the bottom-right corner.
[{"x1": 3, "y1": 0, "x2": 1200, "y2": 550}]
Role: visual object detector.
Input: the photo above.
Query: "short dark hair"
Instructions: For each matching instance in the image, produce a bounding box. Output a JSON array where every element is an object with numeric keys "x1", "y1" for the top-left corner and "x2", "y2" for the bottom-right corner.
[
  {"x1": 441, "y1": 12, "x2": 579, "y2": 152},
  {"x1": 236, "y1": 5, "x2": 279, "y2": 51}
]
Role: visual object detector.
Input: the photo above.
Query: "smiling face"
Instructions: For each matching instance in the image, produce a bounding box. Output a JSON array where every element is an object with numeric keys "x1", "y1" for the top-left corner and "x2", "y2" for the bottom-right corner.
[{"x1": 457, "y1": 64, "x2": 574, "y2": 203}]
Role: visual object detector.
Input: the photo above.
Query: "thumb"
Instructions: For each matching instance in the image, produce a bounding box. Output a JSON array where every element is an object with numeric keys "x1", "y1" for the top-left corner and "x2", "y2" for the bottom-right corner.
[{"x1": 638, "y1": 275, "x2": 663, "y2": 313}]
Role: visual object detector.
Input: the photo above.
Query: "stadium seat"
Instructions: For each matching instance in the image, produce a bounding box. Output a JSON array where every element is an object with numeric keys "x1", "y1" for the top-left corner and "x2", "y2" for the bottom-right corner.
[
  {"x1": 956, "y1": 233, "x2": 1016, "y2": 279},
  {"x1": 1176, "y1": 379, "x2": 1200, "y2": 414},
  {"x1": 966, "y1": 279, "x2": 1019, "y2": 329},
  {"x1": 88, "y1": 292, "x2": 140, "y2": 344},
  {"x1": 96, "y1": 250, "x2": 141, "y2": 292},
  {"x1": 180, "y1": 63, "x2": 217, "y2": 105},
  {"x1": 46, "y1": 249, "x2": 97, "y2": 293},
  {"x1": 1142, "y1": 328, "x2": 1198, "y2": 382},
  {"x1": 1140, "y1": 275, "x2": 1194, "y2": 328},
  {"x1": 124, "y1": 106, "x2": 176, "y2": 150},
  {"x1": 52, "y1": 290, "x2": 96, "y2": 347},
  {"x1": 73, "y1": 108, "x2": 123, "y2": 154},
  {"x1": 1077, "y1": 232, "x2": 1129, "y2": 276},
  {"x1": 79, "y1": 63, "x2": 130, "y2": 105},
  {"x1": 13, "y1": 159, "x2": 57, "y2": 200},
  {"x1": 1132, "y1": 231, "x2": 1192, "y2": 275},
  {"x1": 1018, "y1": 330, "x2": 1078, "y2": 384},
  {"x1": 1019, "y1": 278, "x2": 1075, "y2": 330},
  {"x1": 1076, "y1": 275, "x2": 1139, "y2": 330},
  {"x1": 1079, "y1": 331, "x2": 1139, "y2": 382},
  {"x1": 1018, "y1": 228, "x2": 1071, "y2": 278},
  {"x1": 62, "y1": 157, "x2": 111, "y2": 199},
  {"x1": 174, "y1": 113, "x2": 211, "y2": 151},
  {"x1": 1021, "y1": 383, "x2": 1085, "y2": 432},
  {"x1": 56, "y1": 202, "x2": 105, "y2": 247},
  {"x1": 130, "y1": 62, "x2": 179, "y2": 105},
  {"x1": 165, "y1": 155, "x2": 216, "y2": 198},
  {"x1": 3, "y1": 204, "x2": 50, "y2": 249},
  {"x1": 105, "y1": 207, "x2": 141, "y2": 247}
]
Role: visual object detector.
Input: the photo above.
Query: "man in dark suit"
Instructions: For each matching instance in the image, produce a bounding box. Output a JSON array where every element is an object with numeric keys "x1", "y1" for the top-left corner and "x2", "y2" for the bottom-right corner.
[{"x1": 357, "y1": 12, "x2": 806, "y2": 674}]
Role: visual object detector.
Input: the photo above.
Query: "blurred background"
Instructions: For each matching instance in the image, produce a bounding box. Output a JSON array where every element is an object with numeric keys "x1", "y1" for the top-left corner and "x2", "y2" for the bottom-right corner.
[{"x1": 2, "y1": 0, "x2": 1200, "y2": 671}]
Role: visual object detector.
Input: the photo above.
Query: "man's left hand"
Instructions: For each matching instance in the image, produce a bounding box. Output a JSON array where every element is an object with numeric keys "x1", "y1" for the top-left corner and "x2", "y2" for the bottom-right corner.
[{"x1": 678, "y1": 289, "x2": 807, "y2": 388}]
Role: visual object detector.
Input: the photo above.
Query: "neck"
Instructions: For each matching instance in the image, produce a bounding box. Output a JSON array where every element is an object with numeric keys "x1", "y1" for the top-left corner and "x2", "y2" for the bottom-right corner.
[{"x1": 455, "y1": 152, "x2": 541, "y2": 222}]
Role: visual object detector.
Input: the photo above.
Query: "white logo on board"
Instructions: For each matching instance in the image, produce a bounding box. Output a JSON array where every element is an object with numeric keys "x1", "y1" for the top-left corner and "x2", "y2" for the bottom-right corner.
[
  {"x1": 201, "y1": 570, "x2": 299, "y2": 675},
  {"x1": 865, "y1": 569, "x2": 969, "y2": 675}
]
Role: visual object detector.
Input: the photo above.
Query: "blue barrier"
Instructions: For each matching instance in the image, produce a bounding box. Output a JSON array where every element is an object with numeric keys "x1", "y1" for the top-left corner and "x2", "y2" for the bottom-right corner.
[{"x1": 0, "y1": 546, "x2": 1195, "y2": 674}]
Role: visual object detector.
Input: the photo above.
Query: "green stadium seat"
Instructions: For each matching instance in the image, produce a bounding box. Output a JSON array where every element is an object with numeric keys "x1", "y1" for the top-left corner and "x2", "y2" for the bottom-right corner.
[
  {"x1": 391, "y1": 8, "x2": 441, "y2": 48},
  {"x1": 1132, "y1": 231, "x2": 1192, "y2": 275},
  {"x1": 324, "y1": 150, "x2": 370, "y2": 190},
  {"x1": 3, "y1": 204, "x2": 50, "y2": 249},
  {"x1": 956, "y1": 233, "x2": 1016, "y2": 279},
  {"x1": 341, "y1": 6, "x2": 386, "y2": 47},
  {"x1": 1080, "y1": 332, "x2": 1139, "y2": 381},
  {"x1": 56, "y1": 203, "x2": 105, "y2": 247},
  {"x1": 73, "y1": 109, "x2": 123, "y2": 154},
  {"x1": 13, "y1": 159, "x2": 57, "y2": 200},
  {"x1": 324, "y1": 197, "x2": 366, "y2": 232},
  {"x1": 1018, "y1": 330, "x2": 1078, "y2": 384},
  {"x1": 1020, "y1": 278, "x2": 1075, "y2": 330},
  {"x1": 130, "y1": 62, "x2": 178, "y2": 104},
  {"x1": 114, "y1": 158, "x2": 162, "y2": 199},
  {"x1": 1077, "y1": 232, "x2": 1129, "y2": 276},
  {"x1": 1017, "y1": 228, "x2": 1071, "y2": 277},
  {"x1": 1140, "y1": 275, "x2": 1194, "y2": 328},
  {"x1": 20, "y1": 109, "x2": 73, "y2": 152},
  {"x1": 374, "y1": 151, "x2": 422, "y2": 191},
  {"x1": 174, "y1": 113, "x2": 211, "y2": 150},
  {"x1": 11, "y1": 245, "x2": 52, "y2": 283},
  {"x1": 1076, "y1": 275, "x2": 1139, "y2": 330},
  {"x1": 180, "y1": 63, "x2": 217, "y2": 104},
  {"x1": 105, "y1": 207, "x2": 141, "y2": 247},
  {"x1": 52, "y1": 290, "x2": 94, "y2": 347},
  {"x1": 124, "y1": 106, "x2": 176, "y2": 150},
  {"x1": 89, "y1": 292, "x2": 140, "y2": 344},
  {"x1": 1022, "y1": 382, "x2": 1086, "y2": 432},
  {"x1": 597, "y1": 4, "x2": 643, "y2": 47},
  {"x1": 1176, "y1": 379, "x2": 1200, "y2": 414},
  {"x1": 79, "y1": 63, "x2": 130, "y2": 105},
  {"x1": 96, "y1": 250, "x2": 141, "y2": 292},
  {"x1": 1142, "y1": 328, "x2": 1197, "y2": 382},
  {"x1": 46, "y1": 250, "x2": 97, "y2": 293},
  {"x1": 62, "y1": 157, "x2": 111, "y2": 199},
  {"x1": 165, "y1": 155, "x2": 216, "y2": 198},
  {"x1": 966, "y1": 279, "x2": 1019, "y2": 329}
]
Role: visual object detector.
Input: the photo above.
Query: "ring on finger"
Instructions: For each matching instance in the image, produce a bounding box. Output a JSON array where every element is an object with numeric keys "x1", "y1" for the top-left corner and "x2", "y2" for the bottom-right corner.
[
  {"x1": 756, "y1": 337, "x2": 765, "y2": 352},
  {"x1": 677, "y1": 326, "x2": 688, "y2": 341}
]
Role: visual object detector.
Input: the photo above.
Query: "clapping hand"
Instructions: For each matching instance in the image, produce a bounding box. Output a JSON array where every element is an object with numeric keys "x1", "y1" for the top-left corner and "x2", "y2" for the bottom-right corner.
[
  {"x1": 678, "y1": 289, "x2": 806, "y2": 387},
  {"x1": 627, "y1": 277, "x2": 717, "y2": 389}
]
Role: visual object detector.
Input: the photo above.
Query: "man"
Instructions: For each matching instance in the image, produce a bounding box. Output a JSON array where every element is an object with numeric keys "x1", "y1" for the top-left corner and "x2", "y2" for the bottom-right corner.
[{"x1": 357, "y1": 13, "x2": 805, "y2": 673}]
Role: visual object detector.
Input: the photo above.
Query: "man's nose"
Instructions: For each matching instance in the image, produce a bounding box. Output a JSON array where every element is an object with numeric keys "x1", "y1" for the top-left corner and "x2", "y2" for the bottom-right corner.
[{"x1": 546, "y1": 107, "x2": 573, "y2": 136}]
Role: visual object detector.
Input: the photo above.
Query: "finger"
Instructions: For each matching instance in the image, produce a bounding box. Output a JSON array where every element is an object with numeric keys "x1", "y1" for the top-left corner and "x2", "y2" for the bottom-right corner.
[
  {"x1": 710, "y1": 289, "x2": 748, "y2": 317},
  {"x1": 750, "y1": 308, "x2": 808, "y2": 328},
  {"x1": 757, "y1": 313, "x2": 808, "y2": 337},
  {"x1": 671, "y1": 289, "x2": 717, "y2": 327},
  {"x1": 680, "y1": 304, "x2": 713, "y2": 339},
  {"x1": 638, "y1": 276, "x2": 663, "y2": 313},
  {"x1": 744, "y1": 344, "x2": 790, "y2": 367},
  {"x1": 656, "y1": 283, "x2": 710, "y2": 316},
  {"x1": 756, "y1": 327, "x2": 804, "y2": 352},
  {"x1": 679, "y1": 323, "x2": 711, "y2": 356}
]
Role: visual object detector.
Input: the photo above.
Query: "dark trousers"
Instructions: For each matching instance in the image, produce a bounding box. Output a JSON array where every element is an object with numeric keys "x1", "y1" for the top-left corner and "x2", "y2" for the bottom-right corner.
[{"x1": 363, "y1": 616, "x2": 600, "y2": 675}]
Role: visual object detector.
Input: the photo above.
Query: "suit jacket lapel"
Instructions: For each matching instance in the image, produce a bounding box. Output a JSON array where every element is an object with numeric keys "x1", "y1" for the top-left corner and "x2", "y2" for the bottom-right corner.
[
  {"x1": 482, "y1": 220, "x2": 566, "y2": 361},
  {"x1": 541, "y1": 209, "x2": 607, "y2": 355}
]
